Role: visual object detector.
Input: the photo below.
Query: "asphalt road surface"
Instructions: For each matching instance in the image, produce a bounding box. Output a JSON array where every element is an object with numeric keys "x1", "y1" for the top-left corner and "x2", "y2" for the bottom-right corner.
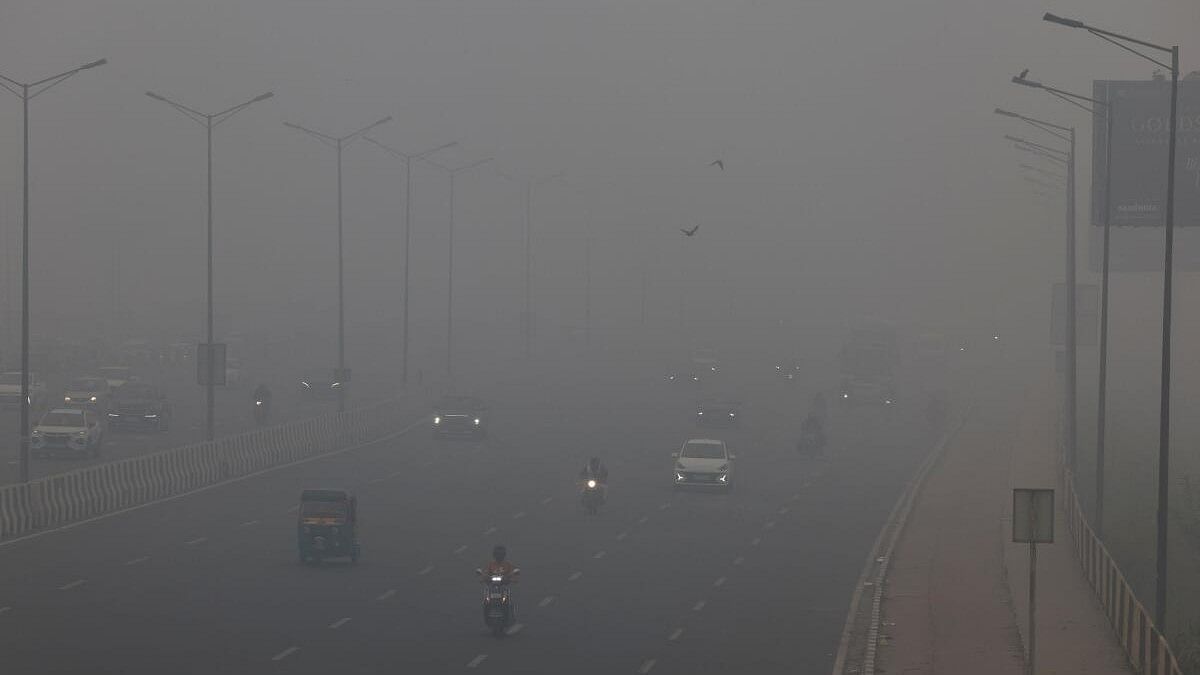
[{"x1": 0, "y1": 353, "x2": 956, "y2": 674}]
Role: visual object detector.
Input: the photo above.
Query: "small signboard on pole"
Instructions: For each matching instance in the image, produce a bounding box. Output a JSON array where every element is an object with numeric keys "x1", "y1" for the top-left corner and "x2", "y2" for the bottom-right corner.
[{"x1": 1013, "y1": 488, "x2": 1054, "y2": 675}]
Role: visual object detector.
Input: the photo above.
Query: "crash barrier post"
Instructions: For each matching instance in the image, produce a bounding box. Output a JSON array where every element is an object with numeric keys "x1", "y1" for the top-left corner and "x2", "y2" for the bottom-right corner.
[
  {"x1": 0, "y1": 398, "x2": 412, "y2": 540},
  {"x1": 1062, "y1": 471, "x2": 1183, "y2": 674}
]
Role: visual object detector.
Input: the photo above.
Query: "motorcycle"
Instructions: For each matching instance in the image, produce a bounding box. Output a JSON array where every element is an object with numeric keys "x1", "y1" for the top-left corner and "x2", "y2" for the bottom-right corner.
[
  {"x1": 475, "y1": 569, "x2": 519, "y2": 637},
  {"x1": 253, "y1": 398, "x2": 270, "y2": 426},
  {"x1": 580, "y1": 479, "x2": 604, "y2": 515}
]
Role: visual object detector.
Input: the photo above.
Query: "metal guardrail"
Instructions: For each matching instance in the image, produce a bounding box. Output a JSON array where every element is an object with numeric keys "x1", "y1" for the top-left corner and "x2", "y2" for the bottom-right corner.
[
  {"x1": 0, "y1": 398, "x2": 409, "y2": 540},
  {"x1": 1063, "y1": 470, "x2": 1183, "y2": 674}
]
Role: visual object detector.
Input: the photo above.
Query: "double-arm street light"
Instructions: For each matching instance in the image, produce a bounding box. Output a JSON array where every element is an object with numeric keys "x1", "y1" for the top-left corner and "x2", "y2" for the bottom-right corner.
[
  {"x1": 146, "y1": 89, "x2": 274, "y2": 442},
  {"x1": 1043, "y1": 10, "x2": 1181, "y2": 630},
  {"x1": 284, "y1": 116, "x2": 392, "y2": 412},
  {"x1": 1014, "y1": 71, "x2": 1117, "y2": 542},
  {"x1": 363, "y1": 138, "x2": 457, "y2": 385},
  {"x1": 996, "y1": 107, "x2": 1078, "y2": 479},
  {"x1": 0, "y1": 58, "x2": 107, "y2": 482},
  {"x1": 422, "y1": 157, "x2": 494, "y2": 377}
]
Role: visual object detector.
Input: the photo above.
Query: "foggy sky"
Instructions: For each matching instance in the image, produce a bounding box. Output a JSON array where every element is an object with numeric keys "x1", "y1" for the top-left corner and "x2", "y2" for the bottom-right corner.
[{"x1": 0, "y1": 0, "x2": 1197, "y2": 357}]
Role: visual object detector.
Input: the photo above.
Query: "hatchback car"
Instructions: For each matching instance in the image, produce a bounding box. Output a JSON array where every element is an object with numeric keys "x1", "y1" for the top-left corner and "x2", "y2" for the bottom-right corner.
[{"x1": 672, "y1": 438, "x2": 735, "y2": 491}]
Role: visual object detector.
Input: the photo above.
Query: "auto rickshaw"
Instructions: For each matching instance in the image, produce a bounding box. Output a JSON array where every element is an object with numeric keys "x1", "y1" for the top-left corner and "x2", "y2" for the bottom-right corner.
[{"x1": 297, "y1": 489, "x2": 360, "y2": 564}]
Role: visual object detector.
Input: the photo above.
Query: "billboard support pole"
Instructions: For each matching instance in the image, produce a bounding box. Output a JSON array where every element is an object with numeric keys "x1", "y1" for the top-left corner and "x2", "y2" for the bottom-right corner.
[
  {"x1": 1096, "y1": 91, "x2": 1114, "y2": 538},
  {"x1": 1065, "y1": 126, "x2": 1077, "y2": 476}
]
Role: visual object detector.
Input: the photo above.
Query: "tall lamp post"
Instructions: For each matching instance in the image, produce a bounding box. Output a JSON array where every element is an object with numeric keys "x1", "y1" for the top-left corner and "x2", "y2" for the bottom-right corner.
[
  {"x1": 1042, "y1": 10, "x2": 1180, "y2": 630},
  {"x1": 145, "y1": 89, "x2": 274, "y2": 441},
  {"x1": 1013, "y1": 72, "x2": 1115, "y2": 539},
  {"x1": 423, "y1": 157, "x2": 494, "y2": 377},
  {"x1": 996, "y1": 108, "x2": 1077, "y2": 475},
  {"x1": 363, "y1": 138, "x2": 457, "y2": 384},
  {"x1": 498, "y1": 170, "x2": 564, "y2": 358},
  {"x1": 0, "y1": 58, "x2": 107, "y2": 482},
  {"x1": 284, "y1": 116, "x2": 392, "y2": 412}
]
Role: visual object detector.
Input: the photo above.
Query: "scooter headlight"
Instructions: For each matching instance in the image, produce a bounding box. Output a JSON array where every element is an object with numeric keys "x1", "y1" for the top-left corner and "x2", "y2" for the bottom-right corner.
[{"x1": 586, "y1": 479, "x2": 597, "y2": 489}]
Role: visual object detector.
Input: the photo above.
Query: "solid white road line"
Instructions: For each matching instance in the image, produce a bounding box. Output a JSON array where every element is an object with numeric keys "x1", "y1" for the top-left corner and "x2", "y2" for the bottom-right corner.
[
  {"x1": 376, "y1": 589, "x2": 396, "y2": 601},
  {"x1": 751, "y1": 537, "x2": 761, "y2": 547},
  {"x1": 271, "y1": 646, "x2": 299, "y2": 662},
  {"x1": 454, "y1": 545, "x2": 468, "y2": 555},
  {"x1": 568, "y1": 571, "x2": 582, "y2": 582},
  {"x1": 328, "y1": 617, "x2": 352, "y2": 629},
  {"x1": 668, "y1": 628, "x2": 684, "y2": 641},
  {"x1": 418, "y1": 565, "x2": 434, "y2": 576},
  {"x1": 184, "y1": 537, "x2": 207, "y2": 546},
  {"x1": 124, "y1": 556, "x2": 150, "y2": 566},
  {"x1": 59, "y1": 579, "x2": 86, "y2": 591},
  {"x1": 638, "y1": 658, "x2": 657, "y2": 673},
  {"x1": 538, "y1": 596, "x2": 555, "y2": 608},
  {"x1": 467, "y1": 654, "x2": 488, "y2": 668},
  {"x1": 733, "y1": 556, "x2": 744, "y2": 566},
  {"x1": 713, "y1": 577, "x2": 726, "y2": 588},
  {"x1": 692, "y1": 600, "x2": 706, "y2": 611},
  {"x1": 483, "y1": 526, "x2": 497, "y2": 536}
]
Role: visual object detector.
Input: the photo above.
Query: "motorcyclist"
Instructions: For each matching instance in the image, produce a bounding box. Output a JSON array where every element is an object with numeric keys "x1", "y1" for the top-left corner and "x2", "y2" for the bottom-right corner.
[
  {"x1": 579, "y1": 456, "x2": 609, "y2": 500},
  {"x1": 253, "y1": 383, "x2": 273, "y2": 423},
  {"x1": 481, "y1": 545, "x2": 519, "y2": 584}
]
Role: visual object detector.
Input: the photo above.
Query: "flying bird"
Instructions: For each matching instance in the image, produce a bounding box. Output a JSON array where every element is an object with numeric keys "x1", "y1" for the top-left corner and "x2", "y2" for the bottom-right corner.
[
  {"x1": 1017, "y1": 68, "x2": 1029, "y2": 79},
  {"x1": 681, "y1": 225, "x2": 699, "y2": 237},
  {"x1": 709, "y1": 159, "x2": 724, "y2": 170}
]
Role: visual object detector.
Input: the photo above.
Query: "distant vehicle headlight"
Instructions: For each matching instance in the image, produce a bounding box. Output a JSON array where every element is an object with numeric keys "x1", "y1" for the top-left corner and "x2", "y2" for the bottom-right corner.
[
  {"x1": 473, "y1": 418, "x2": 481, "y2": 426},
  {"x1": 331, "y1": 382, "x2": 342, "y2": 389},
  {"x1": 434, "y1": 416, "x2": 441, "y2": 425},
  {"x1": 89, "y1": 396, "x2": 97, "y2": 402},
  {"x1": 144, "y1": 414, "x2": 158, "y2": 419},
  {"x1": 75, "y1": 430, "x2": 88, "y2": 437},
  {"x1": 64, "y1": 396, "x2": 72, "y2": 402},
  {"x1": 108, "y1": 413, "x2": 119, "y2": 418},
  {"x1": 675, "y1": 473, "x2": 685, "y2": 481},
  {"x1": 718, "y1": 474, "x2": 728, "y2": 483},
  {"x1": 842, "y1": 393, "x2": 850, "y2": 399},
  {"x1": 697, "y1": 410, "x2": 704, "y2": 415},
  {"x1": 31, "y1": 429, "x2": 41, "y2": 436},
  {"x1": 301, "y1": 381, "x2": 311, "y2": 389},
  {"x1": 586, "y1": 480, "x2": 597, "y2": 489}
]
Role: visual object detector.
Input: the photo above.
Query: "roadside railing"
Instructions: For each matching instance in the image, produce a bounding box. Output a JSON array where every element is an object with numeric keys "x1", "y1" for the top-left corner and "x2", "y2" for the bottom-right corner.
[
  {"x1": 0, "y1": 398, "x2": 415, "y2": 540},
  {"x1": 1063, "y1": 469, "x2": 1183, "y2": 674}
]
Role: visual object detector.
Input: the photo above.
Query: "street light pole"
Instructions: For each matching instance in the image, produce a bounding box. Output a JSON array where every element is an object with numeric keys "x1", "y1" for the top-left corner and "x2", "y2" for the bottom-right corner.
[
  {"x1": 284, "y1": 116, "x2": 392, "y2": 412},
  {"x1": 1042, "y1": 10, "x2": 1180, "y2": 630},
  {"x1": 146, "y1": 89, "x2": 274, "y2": 441},
  {"x1": 0, "y1": 58, "x2": 107, "y2": 482},
  {"x1": 363, "y1": 139, "x2": 456, "y2": 385},
  {"x1": 423, "y1": 157, "x2": 493, "y2": 378}
]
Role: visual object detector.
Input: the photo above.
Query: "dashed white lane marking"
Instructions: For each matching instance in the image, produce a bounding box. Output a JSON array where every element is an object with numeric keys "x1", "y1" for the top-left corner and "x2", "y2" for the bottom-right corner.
[
  {"x1": 538, "y1": 596, "x2": 555, "y2": 608},
  {"x1": 733, "y1": 556, "x2": 745, "y2": 566},
  {"x1": 418, "y1": 565, "x2": 434, "y2": 576},
  {"x1": 638, "y1": 658, "x2": 658, "y2": 673},
  {"x1": 692, "y1": 600, "x2": 706, "y2": 612},
  {"x1": 454, "y1": 545, "x2": 469, "y2": 555},
  {"x1": 0, "y1": 606, "x2": 11, "y2": 615},
  {"x1": 483, "y1": 526, "x2": 497, "y2": 536},
  {"x1": 376, "y1": 589, "x2": 396, "y2": 601},
  {"x1": 668, "y1": 628, "x2": 684, "y2": 641},
  {"x1": 541, "y1": 496, "x2": 554, "y2": 505},
  {"x1": 271, "y1": 646, "x2": 299, "y2": 662},
  {"x1": 506, "y1": 622, "x2": 524, "y2": 635},
  {"x1": 713, "y1": 576, "x2": 727, "y2": 588},
  {"x1": 239, "y1": 520, "x2": 259, "y2": 527},
  {"x1": 59, "y1": 579, "x2": 86, "y2": 591},
  {"x1": 513, "y1": 511, "x2": 526, "y2": 520},
  {"x1": 751, "y1": 537, "x2": 762, "y2": 547},
  {"x1": 467, "y1": 654, "x2": 488, "y2": 668},
  {"x1": 593, "y1": 550, "x2": 607, "y2": 559},
  {"x1": 568, "y1": 571, "x2": 582, "y2": 582},
  {"x1": 802, "y1": 480, "x2": 812, "y2": 488},
  {"x1": 388, "y1": 470, "x2": 404, "y2": 477},
  {"x1": 124, "y1": 556, "x2": 150, "y2": 566},
  {"x1": 638, "y1": 515, "x2": 649, "y2": 525},
  {"x1": 184, "y1": 537, "x2": 207, "y2": 546},
  {"x1": 792, "y1": 492, "x2": 802, "y2": 501},
  {"x1": 616, "y1": 531, "x2": 628, "y2": 541},
  {"x1": 763, "y1": 521, "x2": 777, "y2": 530},
  {"x1": 778, "y1": 506, "x2": 790, "y2": 515},
  {"x1": 368, "y1": 477, "x2": 387, "y2": 484},
  {"x1": 328, "y1": 617, "x2": 352, "y2": 629},
  {"x1": 659, "y1": 502, "x2": 671, "y2": 510}
]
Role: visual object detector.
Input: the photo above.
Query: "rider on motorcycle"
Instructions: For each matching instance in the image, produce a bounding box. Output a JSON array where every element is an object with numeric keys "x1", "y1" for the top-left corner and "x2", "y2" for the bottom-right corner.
[
  {"x1": 254, "y1": 383, "x2": 273, "y2": 407},
  {"x1": 579, "y1": 456, "x2": 609, "y2": 499},
  {"x1": 482, "y1": 545, "x2": 519, "y2": 583}
]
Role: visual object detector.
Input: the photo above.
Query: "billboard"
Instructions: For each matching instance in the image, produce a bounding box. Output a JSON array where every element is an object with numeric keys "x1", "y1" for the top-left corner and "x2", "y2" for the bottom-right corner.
[{"x1": 1091, "y1": 79, "x2": 1200, "y2": 229}]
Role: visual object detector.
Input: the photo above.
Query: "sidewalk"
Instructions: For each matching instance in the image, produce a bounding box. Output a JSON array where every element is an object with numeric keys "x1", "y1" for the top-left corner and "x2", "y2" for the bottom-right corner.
[{"x1": 874, "y1": 372, "x2": 1131, "y2": 675}]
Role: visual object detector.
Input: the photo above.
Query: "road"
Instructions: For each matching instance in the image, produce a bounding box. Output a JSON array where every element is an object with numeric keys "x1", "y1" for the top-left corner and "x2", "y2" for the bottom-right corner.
[{"x1": 0, "y1": 352, "x2": 955, "y2": 674}]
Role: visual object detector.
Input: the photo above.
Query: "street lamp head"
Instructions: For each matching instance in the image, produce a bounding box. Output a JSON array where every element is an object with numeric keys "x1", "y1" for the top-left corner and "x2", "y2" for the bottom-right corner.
[
  {"x1": 1042, "y1": 12, "x2": 1085, "y2": 28},
  {"x1": 252, "y1": 92, "x2": 274, "y2": 103},
  {"x1": 145, "y1": 91, "x2": 168, "y2": 102},
  {"x1": 80, "y1": 58, "x2": 108, "y2": 70},
  {"x1": 994, "y1": 107, "x2": 1020, "y2": 118},
  {"x1": 1012, "y1": 75, "x2": 1043, "y2": 89}
]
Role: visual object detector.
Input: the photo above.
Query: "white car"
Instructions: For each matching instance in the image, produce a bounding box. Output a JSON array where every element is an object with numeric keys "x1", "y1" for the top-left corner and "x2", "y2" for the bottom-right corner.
[
  {"x1": 0, "y1": 371, "x2": 47, "y2": 410},
  {"x1": 31, "y1": 407, "x2": 104, "y2": 457},
  {"x1": 672, "y1": 438, "x2": 735, "y2": 491}
]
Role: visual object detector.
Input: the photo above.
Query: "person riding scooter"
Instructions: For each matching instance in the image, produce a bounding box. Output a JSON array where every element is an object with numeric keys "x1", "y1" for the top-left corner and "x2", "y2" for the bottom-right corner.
[{"x1": 253, "y1": 383, "x2": 273, "y2": 424}]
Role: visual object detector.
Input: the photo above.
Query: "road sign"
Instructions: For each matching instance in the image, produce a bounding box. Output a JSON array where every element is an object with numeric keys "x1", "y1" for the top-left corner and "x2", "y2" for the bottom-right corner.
[
  {"x1": 1013, "y1": 488, "x2": 1055, "y2": 543},
  {"x1": 197, "y1": 343, "x2": 226, "y2": 386}
]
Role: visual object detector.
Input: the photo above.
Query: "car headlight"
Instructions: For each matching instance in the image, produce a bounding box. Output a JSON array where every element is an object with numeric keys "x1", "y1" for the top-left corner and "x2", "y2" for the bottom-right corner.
[
  {"x1": 31, "y1": 429, "x2": 41, "y2": 436},
  {"x1": 675, "y1": 472, "x2": 685, "y2": 481},
  {"x1": 255, "y1": 400, "x2": 263, "y2": 406},
  {"x1": 718, "y1": 474, "x2": 728, "y2": 482},
  {"x1": 586, "y1": 479, "x2": 597, "y2": 489},
  {"x1": 728, "y1": 412, "x2": 736, "y2": 417},
  {"x1": 301, "y1": 381, "x2": 311, "y2": 388},
  {"x1": 433, "y1": 416, "x2": 441, "y2": 425},
  {"x1": 89, "y1": 396, "x2": 97, "y2": 402},
  {"x1": 842, "y1": 392, "x2": 849, "y2": 399},
  {"x1": 331, "y1": 382, "x2": 342, "y2": 389},
  {"x1": 75, "y1": 430, "x2": 88, "y2": 437},
  {"x1": 697, "y1": 410, "x2": 704, "y2": 415},
  {"x1": 108, "y1": 413, "x2": 119, "y2": 418},
  {"x1": 473, "y1": 418, "x2": 481, "y2": 425},
  {"x1": 64, "y1": 396, "x2": 72, "y2": 402},
  {"x1": 144, "y1": 414, "x2": 158, "y2": 418}
]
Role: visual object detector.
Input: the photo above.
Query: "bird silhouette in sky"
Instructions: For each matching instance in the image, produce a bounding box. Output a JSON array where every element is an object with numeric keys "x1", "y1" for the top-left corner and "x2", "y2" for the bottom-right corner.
[
  {"x1": 709, "y1": 159, "x2": 724, "y2": 170},
  {"x1": 1017, "y1": 68, "x2": 1029, "y2": 79},
  {"x1": 681, "y1": 225, "x2": 699, "y2": 237}
]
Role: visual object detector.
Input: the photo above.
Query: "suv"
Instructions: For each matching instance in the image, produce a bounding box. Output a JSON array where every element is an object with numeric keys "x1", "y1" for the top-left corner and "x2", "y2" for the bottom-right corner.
[
  {"x1": 63, "y1": 377, "x2": 113, "y2": 412},
  {"x1": 672, "y1": 438, "x2": 735, "y2": 491},
  {"x1": 108, "y1": 383, "x2": 171, "y2": 432},
  {"x1": 0, "y1": 371, "x2": 47, "y2": 410},
  {"x1": 433, "y1": 395, "x2": 489, "y2": 439},
  {"x1": 32, "y1": 407, "x2": 104, "y2": 458}
]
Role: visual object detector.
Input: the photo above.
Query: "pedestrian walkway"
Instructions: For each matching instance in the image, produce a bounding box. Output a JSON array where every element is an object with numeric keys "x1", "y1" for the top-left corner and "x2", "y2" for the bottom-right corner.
[{"x1": 874, "y1": 369, "x2": 1131, "y2": 674}]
